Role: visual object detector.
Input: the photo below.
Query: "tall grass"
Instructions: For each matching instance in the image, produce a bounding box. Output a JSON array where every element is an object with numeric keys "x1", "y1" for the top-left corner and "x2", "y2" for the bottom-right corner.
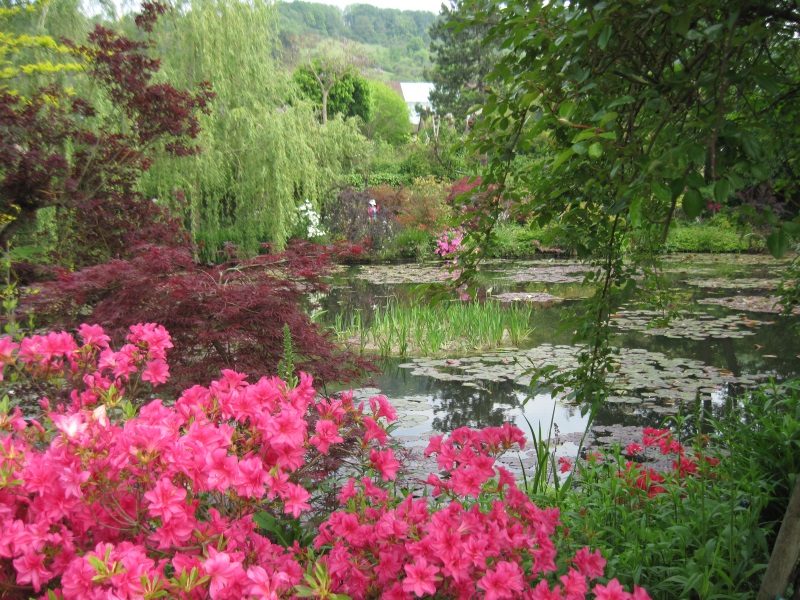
[{"x1": 335, "y1": 300, "x2": 534, "y2": 357}]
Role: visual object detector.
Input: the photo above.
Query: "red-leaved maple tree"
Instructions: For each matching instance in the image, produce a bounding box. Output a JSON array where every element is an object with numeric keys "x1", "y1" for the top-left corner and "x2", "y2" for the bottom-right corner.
[{"x1": 7, "y1": 3, "x2": 373, "y2": 390}]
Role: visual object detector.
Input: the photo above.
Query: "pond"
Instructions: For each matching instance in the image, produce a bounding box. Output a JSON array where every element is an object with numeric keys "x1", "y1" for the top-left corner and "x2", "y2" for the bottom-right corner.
[{"x1": 315, "y1": 254, "x2": 800, "y2": 473}]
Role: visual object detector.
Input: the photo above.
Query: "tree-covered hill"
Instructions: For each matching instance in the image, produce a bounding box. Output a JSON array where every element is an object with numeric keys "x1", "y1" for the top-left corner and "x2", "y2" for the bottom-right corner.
[{"x1": 276, "y1": 0, "x2": 439, "y2": 80}]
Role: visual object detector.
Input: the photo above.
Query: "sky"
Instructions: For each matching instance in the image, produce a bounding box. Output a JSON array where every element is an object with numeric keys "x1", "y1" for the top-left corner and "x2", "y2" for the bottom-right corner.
[{"x1": 315, "y1": 0, "x2": 445, "y2": 14}]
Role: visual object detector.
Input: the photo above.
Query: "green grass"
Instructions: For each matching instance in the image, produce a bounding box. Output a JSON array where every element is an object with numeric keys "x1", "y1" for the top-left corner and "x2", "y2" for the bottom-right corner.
[{"x1": 335, "y1": 299, "x2": 534, "y2": 357}]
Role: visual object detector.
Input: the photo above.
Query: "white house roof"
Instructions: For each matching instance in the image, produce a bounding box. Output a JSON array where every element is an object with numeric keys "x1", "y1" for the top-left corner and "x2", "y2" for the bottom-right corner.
[{"x1": 399, "y1": 82, "x2": 435, "y2": 105}]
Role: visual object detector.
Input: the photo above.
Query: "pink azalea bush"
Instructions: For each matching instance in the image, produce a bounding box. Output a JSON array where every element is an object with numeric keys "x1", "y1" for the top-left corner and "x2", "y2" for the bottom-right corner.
[
  {"x1": 0, "y1": 324, "x2": 649, "y2": 599},
  {"x1": 434, "y1": 227, "x2": 466, "y2": 259}
]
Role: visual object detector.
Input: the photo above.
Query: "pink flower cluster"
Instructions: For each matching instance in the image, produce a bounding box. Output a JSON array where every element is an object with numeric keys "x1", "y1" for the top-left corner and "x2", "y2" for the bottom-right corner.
[
  {"x1": 0, "y1": 324, "x2": 650, "y2": 599},
  {"x1": 0, "y1": 325, "x2": 398, "y2": 599},
  {"x1": 435, "y1": 227, "x2": 465, "y2": 258},
  {"x1": 314, "y1": 425, "x2": 651, "y2": 599}
]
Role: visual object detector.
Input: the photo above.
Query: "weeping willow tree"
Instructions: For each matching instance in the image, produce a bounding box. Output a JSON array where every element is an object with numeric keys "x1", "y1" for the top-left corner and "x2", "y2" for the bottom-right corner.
[{"x1": 141, "y1": 0, "x2": 370, "y2": 260}]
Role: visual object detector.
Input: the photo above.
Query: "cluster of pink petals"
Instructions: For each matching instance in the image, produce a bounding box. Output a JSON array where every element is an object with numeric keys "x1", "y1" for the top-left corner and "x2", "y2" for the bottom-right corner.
[
  {"x1": 434, "y1": 227, "x2": 466, "y2": 258},
  {"x1": 0, "y1": 324, "x2": 651, "y2": 600},
  {"x1": 314, "y1": 423, "x2": 651, "y2": 599},
  {"x1": 0, "y1": 325, "x2": 396, "y2": 599}
]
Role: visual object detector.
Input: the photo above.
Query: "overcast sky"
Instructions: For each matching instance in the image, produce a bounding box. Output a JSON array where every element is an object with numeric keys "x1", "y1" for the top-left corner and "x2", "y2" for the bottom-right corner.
[{"x1": 316, "y1": 0, "x2": 445, "y2": 14}]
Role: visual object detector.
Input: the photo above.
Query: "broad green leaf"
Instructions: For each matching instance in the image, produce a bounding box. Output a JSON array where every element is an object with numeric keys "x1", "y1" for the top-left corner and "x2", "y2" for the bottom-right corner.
[
  {"x1": 767, "y1": 229, "x2": 789, "y2": 258},
  {"x1": 782, "y1": 220, "x2": 800, "y2": 235},
  {"x1": 607, "y1": 95, "x2": 635, "y2": 108},
  {"x1": 552, "y1": 148, "x2": 574, "y2": 170},
  {"x1": 588, "y1": 142, "x2": 603, "y2": 158},
  {"x1": 629, "y1": 196, "x2": 643, "y2": 228},
  {"x1": 558, "y1": 102, "x2": 576, "y2": 119},
  {"x1": 687, "y1": 144, "x2": 706, "y2": 166},
  {"x1": 652, "y1": 181, "x2": 671, "y2": 202},
  {"x1": 682, "y1": 189, "x2": 704, "y2": 219},
  {"x1": 598, "y1": 25, "x2": 612, "y2": 49},
  {"x1": 572, "y1": 142, "x2": 587, "y2": 155},
  {"x1": 686, "y1": 171, "x2": 705, "y2": 189},
  {"x1": 741, "y1": 132, "x2": 763, "y2": 160},
  {"x1": 714, "y1": 178, "x2": 731, "y2": 202}
]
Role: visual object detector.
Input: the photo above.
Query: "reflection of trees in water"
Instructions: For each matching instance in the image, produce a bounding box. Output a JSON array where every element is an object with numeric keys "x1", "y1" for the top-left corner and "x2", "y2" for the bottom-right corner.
[{"x1": 429, "y1": 379, "x2": 520, "y2": 432}]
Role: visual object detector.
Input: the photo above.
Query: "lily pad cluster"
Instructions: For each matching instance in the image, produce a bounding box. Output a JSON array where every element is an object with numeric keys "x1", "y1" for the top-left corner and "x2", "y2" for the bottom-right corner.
[
  {"x1": 683, "y1": 278, "x2": 779, "y2": 290},
  {"x1": 609, "y1": 309, "x2": 771, "y2": 339},
  {"x1": 498, "y1": 264, "x2": 599, "y2": 284},
  {"x1": 698, "y1": 295, "x2": 800, "y2": 315},
  {"x1": 355, "y1": 264, "x2": 457, "y2": 285},
  {"x1": 491, "y1": 292, "x2": 564, "y2": 306},
  {"x1": 398, "y1": 344, "x2": 768, "y2": 411}
]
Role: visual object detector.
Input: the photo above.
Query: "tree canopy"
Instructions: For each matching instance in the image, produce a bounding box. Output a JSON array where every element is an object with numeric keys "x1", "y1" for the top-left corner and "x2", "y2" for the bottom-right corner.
[
  {"x1": 452, "y1": 0, "x2": 800, "y2": 404},
  {"x1": 426, "y1": 0, "x2": 500, "y2": 124}
]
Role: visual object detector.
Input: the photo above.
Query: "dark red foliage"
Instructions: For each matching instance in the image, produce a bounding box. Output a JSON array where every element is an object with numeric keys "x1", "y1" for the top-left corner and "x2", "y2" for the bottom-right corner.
[
  {"x1": 0, "y1": 3, "x2": 213, "y2": 265},
  {"x1": 25, "y1": 240, "x2": 375, "y2": 392},
  {"x1": 446, "y1": 176, "x2": 484, "y2": 204}
]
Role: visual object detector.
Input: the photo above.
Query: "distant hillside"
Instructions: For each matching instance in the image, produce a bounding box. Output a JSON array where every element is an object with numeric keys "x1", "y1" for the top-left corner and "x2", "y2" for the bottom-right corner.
[{"x1": 276, "y1": 1, "x2": 439, "y2": 81}]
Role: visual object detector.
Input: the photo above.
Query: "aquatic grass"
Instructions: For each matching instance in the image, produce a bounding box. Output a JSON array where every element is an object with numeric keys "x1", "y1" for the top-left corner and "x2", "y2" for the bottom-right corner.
[{"x1": 335, "y1": 299, "x2": 534, "y2": 357}]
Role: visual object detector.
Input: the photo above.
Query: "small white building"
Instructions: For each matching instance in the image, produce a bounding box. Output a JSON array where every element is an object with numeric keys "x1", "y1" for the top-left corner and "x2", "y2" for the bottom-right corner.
[{"x1": 398, "y1": 82, "x2": 435, "y2": 125}]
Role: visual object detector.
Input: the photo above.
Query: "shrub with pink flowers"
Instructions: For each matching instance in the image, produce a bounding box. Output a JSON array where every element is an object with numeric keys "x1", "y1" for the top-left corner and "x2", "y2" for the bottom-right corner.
[
  {"x1": 0, "y1": 324, "x2": 648, "y2": 599},
  {"x1": 435, "y1": 227, "x2": 466, "y2": 259}
]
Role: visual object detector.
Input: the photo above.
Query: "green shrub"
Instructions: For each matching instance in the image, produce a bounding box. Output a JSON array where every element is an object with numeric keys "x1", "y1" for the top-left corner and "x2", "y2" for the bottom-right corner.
[
  {"x1": 529, "y1": 381, "x2": 800, "y2": 600},
  {"x1": 665, "y1": 219, "x2": 764, "y2": 253},
  {"x1": 381, "y1": 227, "x2": 434, "y2": 261},
  {"x1": 484, "y1": 222, "x2": 567, "y2": 258}
]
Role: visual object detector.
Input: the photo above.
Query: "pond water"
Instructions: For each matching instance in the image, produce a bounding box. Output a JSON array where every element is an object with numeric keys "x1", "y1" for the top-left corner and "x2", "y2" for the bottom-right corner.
[{"x1": 316, "y1": 254, "x2": 800, "y2": 471}]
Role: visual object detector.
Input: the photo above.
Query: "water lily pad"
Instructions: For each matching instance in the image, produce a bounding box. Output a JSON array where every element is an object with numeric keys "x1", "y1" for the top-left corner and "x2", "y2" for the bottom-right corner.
[
  {"x1": 610, "y1": 309, "x2": 770, "y2": 339},
  {"x1": 698, "y1": 295, "x2": 800, "y2": 314},
  {"x1": 492, "y1": 292, "x2": 564, "y2": 305},
  {"x1": 683, "y1": 278, "x2": 779, "y2": 290}
]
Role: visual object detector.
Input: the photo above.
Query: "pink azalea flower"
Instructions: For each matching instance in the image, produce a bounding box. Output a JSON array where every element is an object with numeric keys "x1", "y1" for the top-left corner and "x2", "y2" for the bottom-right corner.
[
  {"x1": 593, "y1": 578, "x2": 632, "y2": 600},
  {"x1": 402, "y1": 558, "x2": 439, "y2": 597},
  {"x1": 142, "y1": 358, "x2": 170, "y2": 385},
  {"x1": 363, "y1": 417, "x2": 388, "y2": 445},
  {"x1": 281, "y1": 482, "x2": 311, "y2": 518},
  {"x1": 558, "y1": 456, "x2": 572, "y2": 473},
  {"x1": 478, "y1": 560, "x2": 525, "y2": 600},
  {"x1": 560, "y1": 567, "x2": 588, "y2": 600},
  {"x1": 51, "y1": 413, "x2": 87, "y2": 439},
  {"x1": 309, "y1": 419, "x2": 343, "y2": 454},
  {"x1": 573, "y1": 546, "x2": 606, "y2": 580},
  {"x1": 203, "y1": 547, "x2": 245, "y2": 599},
  {"x1": 626, "y1": 442, "x2": 643, "y2": 456},
  {"x1": 13, "y1": 549, "x2": 53, "y2": 592},
  {"x1": 370, "y1": 447, "x2": 400, "y2": 481},
  {"x1": 77, "y1": 324, "x2": 111, "y2": 349}
]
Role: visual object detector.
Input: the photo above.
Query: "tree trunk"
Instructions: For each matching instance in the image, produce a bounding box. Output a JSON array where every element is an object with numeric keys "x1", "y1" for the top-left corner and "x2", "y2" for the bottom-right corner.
[
  {"x1": 758, "y1": 476, "x2": 800, "y2": 600},
  {"x1": 321, "y1": 90, "x2": 328, "y2": 125}
]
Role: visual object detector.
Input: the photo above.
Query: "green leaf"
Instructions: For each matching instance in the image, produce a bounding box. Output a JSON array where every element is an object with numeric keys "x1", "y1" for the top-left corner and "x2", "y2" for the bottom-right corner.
[
  {"x1": 551, "y1": 148, "x2": 574, "y2": 170},
  {"x1": 767, "y1": 229, "x2": 789, "y2": 258},
  {"x1": 687, "y1": 144, "x2": 706, "y2": 166},
  {"x1": 682, "y1": 189, "x2": 704, "y2": 219},
  {"x1": 598, "y1": 131, "x2": 616, "y2": 139},
  {"x1": 782, "y1": 220, "x2": 800, "y2": 235},
  {"x1": 607, "y1": 95, "x2": 635, "y2": 108},
  {"x1": 629, "y1": 196, "x2": 643, "y2": 228},
  {"x1": 572, "y1": 142, "x2": 587, "y2": 155},
  {"x1": 598, "y1": 25, "x2": 612, "y2": 50},
  {"x1": 558, "y1": 102, "x2": 576, "y2": 119},
  {"x1": 652, "y1": 181, "x2": 671, "y2": 202},
  {"x1": 740, "y1": 132, "x2": 763, "y2": 160},
  {"x1": 588, "y1": 142, "x2": 603, "y2": 158},
  {"x1": 686, "y1": 171, "x2": 705, "y2": 189},
  {"x1": 294, "y1": 585, "x2": 317, "y2": 598},
  {"x1": 714, "y1": 178, "x2": 731, "y2": 202}
]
